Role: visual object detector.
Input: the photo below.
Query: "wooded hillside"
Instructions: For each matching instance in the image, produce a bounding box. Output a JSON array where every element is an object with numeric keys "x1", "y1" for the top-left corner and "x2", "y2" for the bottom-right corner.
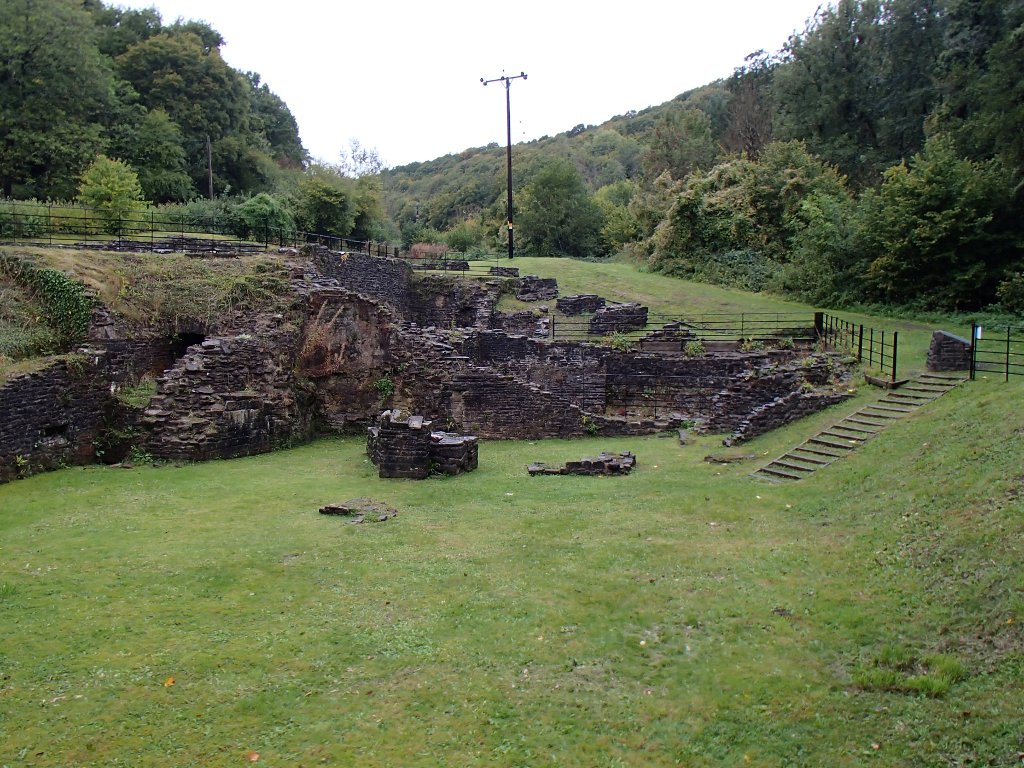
[
  {"x1": 2, "y1": 0, "x2": 1021, "y2": 313},
  {"x1": 383, "y1": 0, "x2": 1024, "y2": 314}
]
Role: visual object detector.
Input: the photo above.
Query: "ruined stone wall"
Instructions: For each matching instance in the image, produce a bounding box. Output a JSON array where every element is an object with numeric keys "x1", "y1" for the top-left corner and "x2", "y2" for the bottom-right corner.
[
  {"x1": 590, "y1": 303, "x2": 649, "y2": 334},
  {"x1": 310, "y1": 248, "x2": 415, "y2": 317},
  {"x1": 0, "y1": 354, "x2": 111, "y2": 482},
  {"x1": 460, "y1": 331, "x2": 608, "y2": 411},
  {"x1": 410, "y1": 275, "x2": 504, "y2": 329},
  {"x1": 142, "y1": 330, "x2": 313, "y2": 461},
  {"x1": 450, "y1": 367, "x2": 590, "y2": 439},
  {"x1": 603, "y1": 351, "x2": 763, "y2": 418},
  {"x1": 727, "y1": 390, "x2": 852, "y2": 445},
  {"x1": 707, "y1": 357, "x2": 842, "y2": 433}
]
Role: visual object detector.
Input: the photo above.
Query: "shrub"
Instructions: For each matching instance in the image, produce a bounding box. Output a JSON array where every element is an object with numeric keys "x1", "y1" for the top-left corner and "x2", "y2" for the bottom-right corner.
[
  {"x1": 374, "y1": 376, "x2": 395, "y2": 400},
  {"x1": 684, "y1": 339, "x2": 706, "y2": 357},
  {"x1": 231, "y1": 193, "x2": 296, "y2": 241},
  {"x1": 77, "y1": 155, "x2": 148, "y2": 235},
  {"x1": 996, "y1": 272, "x2": 1024, "y2": 314}
]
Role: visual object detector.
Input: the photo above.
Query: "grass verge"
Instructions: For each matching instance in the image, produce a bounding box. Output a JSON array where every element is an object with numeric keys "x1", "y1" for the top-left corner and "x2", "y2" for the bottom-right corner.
[{"x1": 1, "y1": 377, "x2": 1021, "y2": 766}]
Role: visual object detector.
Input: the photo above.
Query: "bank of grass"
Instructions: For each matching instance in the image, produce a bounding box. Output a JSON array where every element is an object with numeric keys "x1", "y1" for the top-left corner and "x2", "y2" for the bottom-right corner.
[{"x1": 1, "y1": 376, "x2": 1021, "y2": 766}]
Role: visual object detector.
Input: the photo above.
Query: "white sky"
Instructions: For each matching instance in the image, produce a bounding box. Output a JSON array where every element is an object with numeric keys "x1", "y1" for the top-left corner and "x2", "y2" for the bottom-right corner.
[{"x1": 111, "y1": 0, "x2": 826, "y2": 168}]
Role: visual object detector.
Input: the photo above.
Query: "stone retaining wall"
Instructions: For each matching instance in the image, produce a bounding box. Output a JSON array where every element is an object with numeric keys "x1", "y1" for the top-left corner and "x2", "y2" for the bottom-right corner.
[
  {"x1": 310, "y1": 247, "x2": 415, "y2": 317},
  {"x1": 726, "y1": 390, "x2": 852, "y2": 445},
  {"x1": 142, "y1": 330, "x2": 313, "y2": 462},
  {"x1": 0, "y1": 354, "x2": 111, "y2": 482},
  {"x1": 926, "y1": 330, "x2": 972, "y2": 372},
  {"x1": 516, "y1": 275, "x2": 558, "y2": 302}
]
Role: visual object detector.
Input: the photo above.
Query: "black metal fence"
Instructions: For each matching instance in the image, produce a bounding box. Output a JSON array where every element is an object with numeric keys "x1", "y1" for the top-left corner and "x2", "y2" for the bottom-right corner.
[
  {"x1": 0, "y1": 200, "x2": 515, "y2": 274},
  {"x1": 549, "y1": 312, "x2": 815, "y2": 345},
  {"x1": 816, "y1": 312, "x2": 899, "y2": 383},
  {"x1": 970, "y1": 323, "x2": 1024, "y2": 380}
]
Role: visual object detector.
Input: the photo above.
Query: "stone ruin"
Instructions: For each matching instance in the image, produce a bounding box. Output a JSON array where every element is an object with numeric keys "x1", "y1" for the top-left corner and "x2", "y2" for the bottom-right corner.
[
  {"x1": 589, "y1": 303, "x2": 649, "y2": 334},
  {"x1": 637, "y1": 321, "x2": 697, "y2": 353},
  {"x1": 516, "y1": 275, "x2": 559, "y2": 302},
  {"x1": 0, "y1": 246, "x2": 856, "y2": 483},
  {"x1": 366, "y1": 410, "x2": 478, "y2": 479},
  {"x1": 488, "y1": 266, "x2": 520, "y2": 278},
  {"x1": 556, "y1": 294, "x2": 606, "y2": 316},
  {"x1": 528, "y1": 450, "x2": 637, "y2": 476}
]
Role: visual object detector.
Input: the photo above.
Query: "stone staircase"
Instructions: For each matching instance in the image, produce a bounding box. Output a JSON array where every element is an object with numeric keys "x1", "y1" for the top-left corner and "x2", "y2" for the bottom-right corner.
[{"x1": 752, "y1": 373, "x2": 967, "y2": 482}]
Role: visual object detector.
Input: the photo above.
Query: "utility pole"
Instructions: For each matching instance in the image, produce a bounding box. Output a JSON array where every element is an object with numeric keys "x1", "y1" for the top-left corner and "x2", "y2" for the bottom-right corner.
[
  {"x1": 206, "y1": 135, "x2": 214, "y2": 200},
  {"x1": 481, "y1": 71, "x2": 527, "y2": 259}
]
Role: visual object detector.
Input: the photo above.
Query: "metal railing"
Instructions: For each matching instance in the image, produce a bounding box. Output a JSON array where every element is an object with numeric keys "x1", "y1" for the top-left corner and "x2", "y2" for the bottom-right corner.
[
  {"x1": 971, "y1": 323, "x2": 1024, "y2": 380},
  {"x1": 816, "y1": 312, "x2": 898, "y2": 383},
  {"x1": 549, "y1": 312, "x2": 815, "y2": 345},
  {"x1": 0, "y1": 201, "x2": 516, "y2": 277},
  {"x1": 0, "y1": 200, "x2": 409, "y2": 257}
]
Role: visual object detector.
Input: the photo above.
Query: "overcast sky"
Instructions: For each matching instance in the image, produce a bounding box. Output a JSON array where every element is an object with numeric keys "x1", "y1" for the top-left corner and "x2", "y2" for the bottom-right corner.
[{"x1": 111, "y1": 0, "x2": 826, "y2": 168}]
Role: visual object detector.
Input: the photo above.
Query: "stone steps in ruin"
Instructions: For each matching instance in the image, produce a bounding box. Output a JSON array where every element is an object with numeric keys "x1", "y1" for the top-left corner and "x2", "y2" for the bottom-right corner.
[{"x1": 752, "y1": 373, "x2": 966, "y2": 483}]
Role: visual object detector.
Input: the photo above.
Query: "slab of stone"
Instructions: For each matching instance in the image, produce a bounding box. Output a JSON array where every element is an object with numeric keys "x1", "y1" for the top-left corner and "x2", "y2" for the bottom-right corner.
[
  {"x1": 319, "y1": 497, "x2": 398, "y2": 523},
  {"x1": 528, "y1": 450, "x2": 637, "y2": 476}
]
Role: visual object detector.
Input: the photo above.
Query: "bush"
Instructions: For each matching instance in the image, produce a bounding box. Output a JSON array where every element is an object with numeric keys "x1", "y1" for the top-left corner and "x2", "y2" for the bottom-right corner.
[
  {"x1": 77, "y1": 156, "x2": 148, "y2": 235},
  {"x1": 996, "y1": 272, "x2": 1024, "y2": 314},
  {"x1": 684, "y1": 339, "x2": 706, "y2": 357},
  {"x1": 231, "y1": 193, "x2": 296, "y2": 241}
]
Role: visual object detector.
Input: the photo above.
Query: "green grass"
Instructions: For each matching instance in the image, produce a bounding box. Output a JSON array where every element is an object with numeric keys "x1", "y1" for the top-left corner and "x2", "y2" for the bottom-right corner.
[
  {"x1": 511, "y1": 256, "x2": 973, "y2": 378},
  {"x1": 1, "y1": 376, "x2": 1022, "y2": 766}
]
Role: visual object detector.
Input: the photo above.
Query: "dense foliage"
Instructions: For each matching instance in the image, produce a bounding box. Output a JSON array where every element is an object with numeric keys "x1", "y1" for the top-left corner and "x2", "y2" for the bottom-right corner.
[
  {"x1": 0, "y1": 0, "x2": 390, "y2": 245},
  {"x1": 381, "y1": 0, "x2": 1022, "y2": 313},
  {"x1": 2, "y1": 0, "x2": 1022, "y2": 313}
]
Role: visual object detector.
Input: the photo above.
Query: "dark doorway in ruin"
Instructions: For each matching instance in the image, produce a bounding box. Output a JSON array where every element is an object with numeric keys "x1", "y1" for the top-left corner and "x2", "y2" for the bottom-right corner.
[{"x1": 170, "y1": 332, "x2": 205, "y2": 359}]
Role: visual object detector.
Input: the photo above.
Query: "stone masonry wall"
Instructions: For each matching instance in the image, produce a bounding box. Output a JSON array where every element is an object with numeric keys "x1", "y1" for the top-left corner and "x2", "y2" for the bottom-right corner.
[
  {"x1": 726, "y1": 390, "x2": 852, "y2": 445},
  {"x1": 142, "y1": 330, "x2": 313, "y2": 461},
  {"x1": 590, "y1": 303, "x2": 649, "y2": 334},
  {"x1": 926, "y1": 330, "x2": 972, "y2": 372},
  {"x1": 0, "y1": 354, "x2": 112, "y2": 483},
  {"x1": 450, "y1": 368, "x2": 590, "y2": 439},
  {"x1": 310, "y1": 247, "x2": 415, "y2": 318}
]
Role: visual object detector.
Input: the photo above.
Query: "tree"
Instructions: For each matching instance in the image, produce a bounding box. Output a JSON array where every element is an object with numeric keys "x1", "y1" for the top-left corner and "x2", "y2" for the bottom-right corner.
[
  {"x1": 247, "y1": 72, "x2": 306, "y2": 168},
  {"x1": 859, "y1": 134, "x2": 1017, "y2": 310},
  {"x1": 516, "y1": 159, "x2": 606, "y2": 258},
  {"x1": 115, "y1": 30, "x2": 250, "y2": 189},
  {"x1": 338, "y1": 139, "x2": 384, "y2": 178},
  {"x1": 724, "y1": 50, "x2": 778, "y2": 158},
  {"x1": 773, "y1": 0, "x2": 944, "y2": 186},
  {"x1": 0, "y1": 0, "x2": 114, "y2": 198},
  {"x1": 594, "y1": 180, "x2": 641, "y2": 252},
  {"x1": 125, "y1": 109, "x2": 195, "y2": 202},
  {"x1": 232, "y1": 192, "x2": 295, "y2": 240},
  {"x1": 77, "y1": 155, "x2": 148, "y2": 234},
  {"x1": 641, "y1": 107, "x2": 718, "y2": 181},
  {"x1": 295, "y1": 165, "x2": 357, "y2": 237}
]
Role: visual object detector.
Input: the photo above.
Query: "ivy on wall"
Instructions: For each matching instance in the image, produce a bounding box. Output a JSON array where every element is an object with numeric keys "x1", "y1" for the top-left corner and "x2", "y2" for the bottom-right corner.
[{"x1": 0, "y1": 254, "x2": 93, "y2": 345}]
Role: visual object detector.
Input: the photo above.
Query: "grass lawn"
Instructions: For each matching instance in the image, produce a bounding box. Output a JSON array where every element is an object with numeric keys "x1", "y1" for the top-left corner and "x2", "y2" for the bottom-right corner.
[{"x1": 2, "y1": 375, "x2": 1021, "y2": 766}]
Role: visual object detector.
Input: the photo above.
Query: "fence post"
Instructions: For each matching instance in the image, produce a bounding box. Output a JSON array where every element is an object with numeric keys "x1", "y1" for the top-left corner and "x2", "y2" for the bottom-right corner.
[
  {"x1": 891, "y1": 331, "x2": 898, "y2": 383},
  {"x1": 814, "y1": 312, "x2": 824, "y2": 343},
  {"x1": 969, "y1": 323, "x2": 977, "y2": 380},
  {"x1": 857, "y1": 324, "x2": 864, "y2": 361},
  {"x1": 1007, "y1": 326, "x2": 1012, "y2": 382}
]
